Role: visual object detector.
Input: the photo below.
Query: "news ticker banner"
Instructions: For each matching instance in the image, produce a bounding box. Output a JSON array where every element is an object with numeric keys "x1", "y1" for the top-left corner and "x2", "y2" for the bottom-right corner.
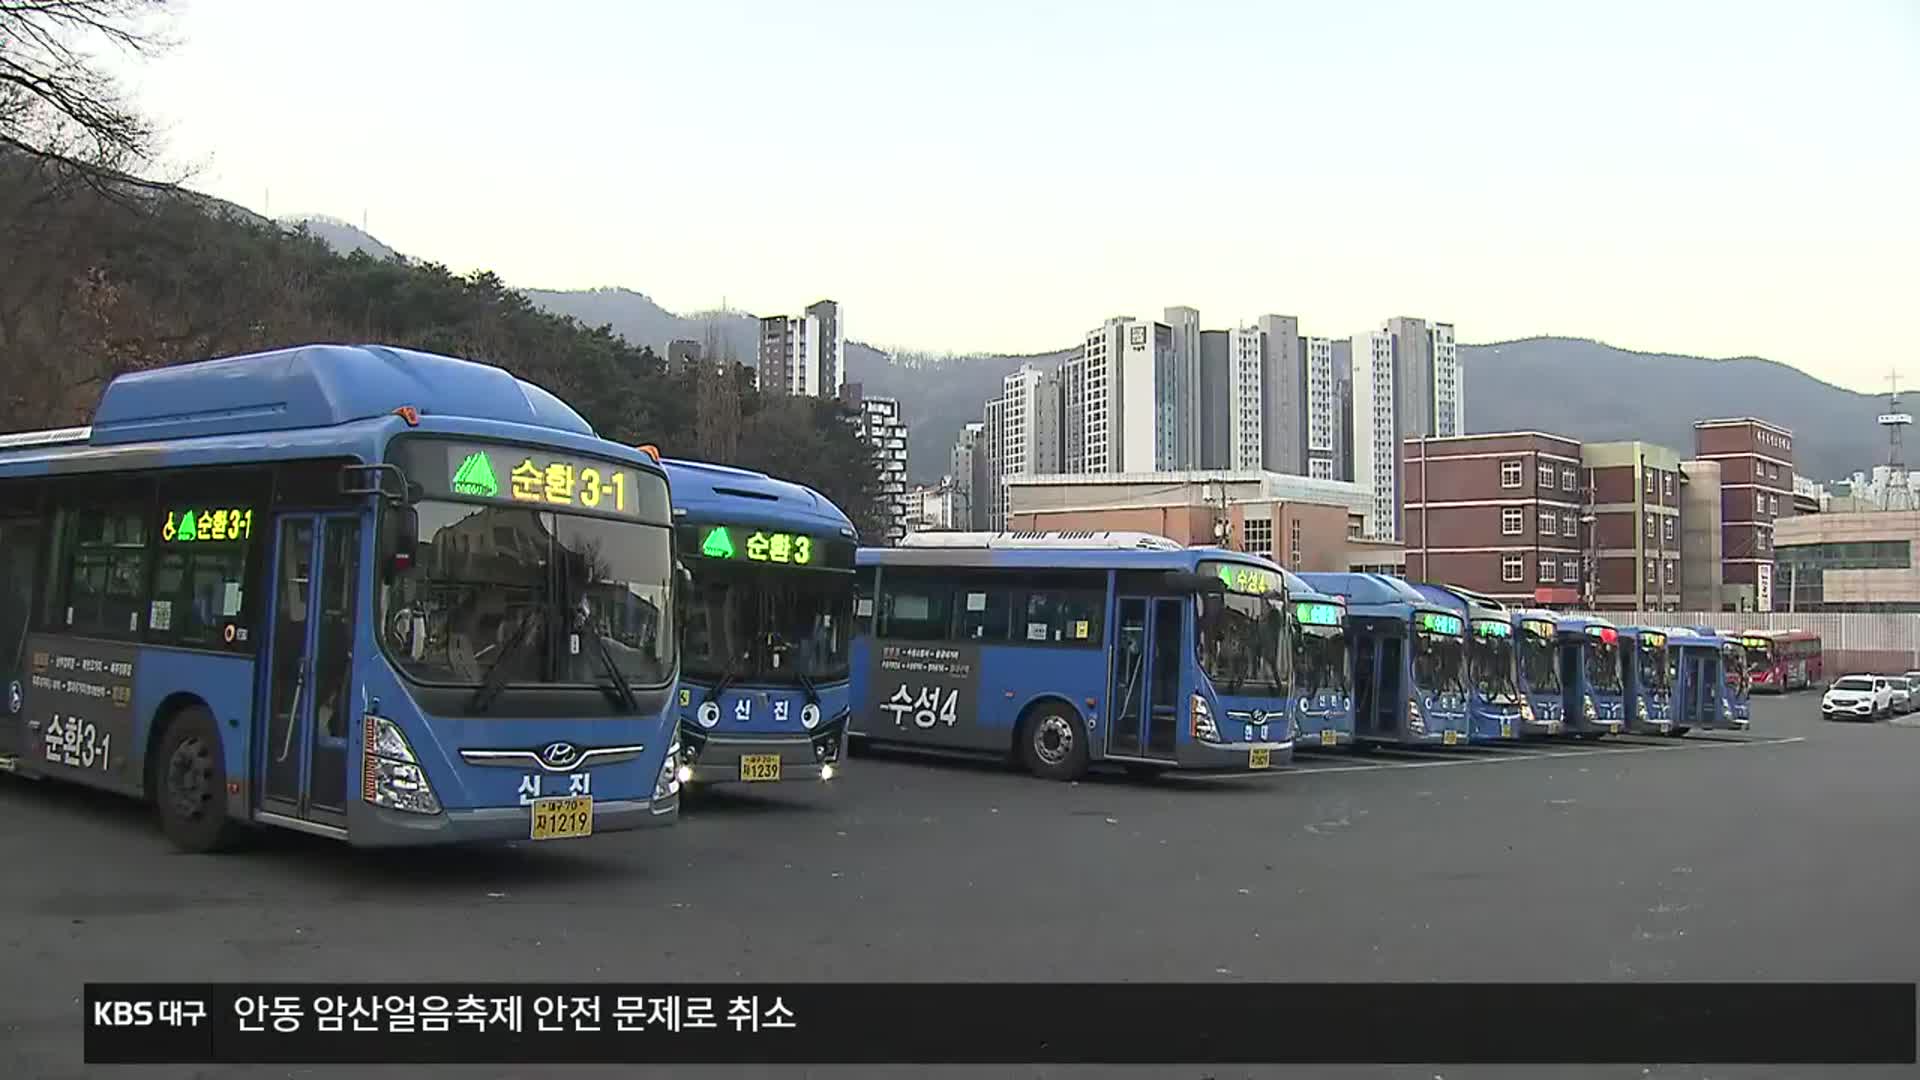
[{"x1": 85, "y1": 982, "x2": 1915, "y2": 1065}]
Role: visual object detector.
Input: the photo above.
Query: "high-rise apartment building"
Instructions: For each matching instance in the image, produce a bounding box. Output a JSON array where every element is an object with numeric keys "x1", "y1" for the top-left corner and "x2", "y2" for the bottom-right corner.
[
  {"x1": 1255, "y1": 315, "x2": 1302, "y2": 476},
  {"x1": 1118, "y1": 318, "x2": 1181, "y2": 472},
  {"x1": 948, "y1": 421, "x2": 987, "y2": 531},
  {"x1": 842, "y1": 383, "x2": 909, "y2": 543},
  {"x1": 1230, "y1": 327, "x2": 1264, "y2": 470},
  {"x1": 1198, "y1": 330, "x2": 1231, "y2": 469},
  {"x1": 1352, "y1": 318, "x2": 1464, "y2": 540},
  {"x1": 1332, "y1": 339, "x2": 1354, "y2": 483},
  {"x1": 982, "y1": 396, "x2": 1008, "y2": 529},
  {"x1": 997, "y1": 364, "x2": 1064, "y2": 526},
  {"x1": 1165, "y1": 306, "x2": 1202, "y2": 469},
  {"x1": 1303, "y1": 336, "x2": 1339, "y2": 480},
  {"x1": 757, "y1": 299, "x2": 846, "y2": 398}
]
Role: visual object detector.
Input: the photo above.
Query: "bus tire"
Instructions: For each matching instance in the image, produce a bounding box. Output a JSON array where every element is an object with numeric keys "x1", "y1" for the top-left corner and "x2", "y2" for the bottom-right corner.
[
  {"x1": 151, "y1": 706, "x2": 243, "y2": 854},
  {"x1": 1018, "y1": 704, "x2": 1088, "y2": 782}
]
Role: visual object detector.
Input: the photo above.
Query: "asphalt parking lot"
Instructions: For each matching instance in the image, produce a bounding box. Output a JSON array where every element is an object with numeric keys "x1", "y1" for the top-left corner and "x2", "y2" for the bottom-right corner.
[{"x1": 3, "y1": 694, "x2": 1917, "y2": 1080}]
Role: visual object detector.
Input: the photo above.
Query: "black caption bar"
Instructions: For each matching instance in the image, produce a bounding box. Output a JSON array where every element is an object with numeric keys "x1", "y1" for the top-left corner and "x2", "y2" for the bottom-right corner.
[{"x1": 84, "y1": 982, "x2": 1916, "y2": 1065}]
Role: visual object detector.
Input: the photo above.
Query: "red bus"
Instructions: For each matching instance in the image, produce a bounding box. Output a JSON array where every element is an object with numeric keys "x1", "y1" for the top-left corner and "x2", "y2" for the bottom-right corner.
[{"x1": 1739, "y1": 629, "x2": 1823, "y2": 692}]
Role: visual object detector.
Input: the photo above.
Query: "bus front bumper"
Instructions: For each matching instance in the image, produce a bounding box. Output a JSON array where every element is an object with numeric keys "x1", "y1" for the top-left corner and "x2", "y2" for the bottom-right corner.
[
  {"x1": 1180, "y1": 738, "x2": 1294, "y2": 772},
  {"x1": 677, "y1": 723, "x2": 847, "y2": 785},
  {"x1": 347, "y1": 794, "x2": 680, "y2": 847}
]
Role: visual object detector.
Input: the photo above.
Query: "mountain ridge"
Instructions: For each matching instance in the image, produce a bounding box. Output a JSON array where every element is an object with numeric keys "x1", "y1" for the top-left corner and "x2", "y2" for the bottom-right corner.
[{"x1": 285, "y1": 216, "x2": 1884, "y2": 485}]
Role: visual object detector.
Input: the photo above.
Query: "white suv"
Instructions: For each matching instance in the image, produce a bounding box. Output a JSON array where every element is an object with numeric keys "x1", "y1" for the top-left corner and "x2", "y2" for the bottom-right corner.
[
  {"x1": 1822, "y1": 675, "x2": 1890, "y2": 721},
  {"x1": 1889, "y1": 677, "x2": 1913, "y2": 715}
]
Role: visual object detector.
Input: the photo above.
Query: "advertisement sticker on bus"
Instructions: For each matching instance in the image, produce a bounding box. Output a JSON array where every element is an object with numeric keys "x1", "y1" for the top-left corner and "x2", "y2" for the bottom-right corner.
[
  {"x1": 865, "y1": 642, "x2": 983, "y2": 749},
  {"x1": 24, "y1": 635, "x2": 137, "y2": 784}
]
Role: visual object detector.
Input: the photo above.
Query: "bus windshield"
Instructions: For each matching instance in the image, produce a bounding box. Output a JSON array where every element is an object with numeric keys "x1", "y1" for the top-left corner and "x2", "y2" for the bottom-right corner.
[
  {"x1": 1639, "y1": 640, "x2": 1671, "y2": 690},
  {"x1": 380, "y1": 501, "x2": 675, "y2": 688},
  {"x1": 1724, "y1": 643, "x2": 1751, "y2": 689},
  {"x1": 1413, "y1": 629, "x2": 1466, "y2": 694},
  {"x1": 1586, "y1": 638, "x2": 1623, "y2": 693},
  {"x1": 683, "y1": 563, "x2": 854, "y2": 685},
  {"x1": 1469, "y1": 624, "x2": 1519, "y2": 703},
  {"x1": 1199, "y1": 592, "x2": 1288, "y2": 695},
  {"x1": 1292, "y1": 623, "x2": 1350, "y2": 698},
  {"x1": 1520, "y1": 629, "x2": 1561, "y2": 694}
]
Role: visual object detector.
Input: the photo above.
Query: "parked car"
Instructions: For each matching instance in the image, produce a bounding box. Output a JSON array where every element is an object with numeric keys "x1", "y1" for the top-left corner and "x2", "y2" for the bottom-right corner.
[
  {"x1": 1891, "y1": 676, "x2": 1915, "y2": 715},
  {"x1": 1822, "y1": 675, "x2": 1890, "y2": 721}
]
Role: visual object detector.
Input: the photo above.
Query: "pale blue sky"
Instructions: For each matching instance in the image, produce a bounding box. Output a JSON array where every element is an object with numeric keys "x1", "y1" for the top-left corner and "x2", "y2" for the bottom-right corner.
[{"x1": 122, "y1": 0, "x2": 1917, "y2": 390}]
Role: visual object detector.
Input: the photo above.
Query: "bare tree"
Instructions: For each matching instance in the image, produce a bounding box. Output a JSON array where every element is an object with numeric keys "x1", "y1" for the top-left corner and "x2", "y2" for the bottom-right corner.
[
  {"x1": 695, "y1": 316, "x2": 741, "y2": 463},
  {"x1": 1, "y1": 0, "x2": 172, "y2": 171}
]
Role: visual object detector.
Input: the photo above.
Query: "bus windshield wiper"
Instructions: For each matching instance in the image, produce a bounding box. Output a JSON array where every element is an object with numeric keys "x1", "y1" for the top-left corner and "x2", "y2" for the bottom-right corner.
[
  {"x1": 468, "y1": 608, "x2": 542, "y2": 714},
  {"x1": 574, "y1": 606, "x2": 640, "y2": 713}
]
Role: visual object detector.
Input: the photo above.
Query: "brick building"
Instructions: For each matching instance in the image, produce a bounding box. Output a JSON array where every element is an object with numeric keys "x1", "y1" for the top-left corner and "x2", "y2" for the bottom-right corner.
[
  {"x1": 1402, "y1": 432, "x2": 1586, "y2": 606},
  {"x1": 1693, "y1": 418, "x2": 1795, "y2": 612},
  {"x1": 1581, "y1": 441, "x2": 1685, "y2": 611}
]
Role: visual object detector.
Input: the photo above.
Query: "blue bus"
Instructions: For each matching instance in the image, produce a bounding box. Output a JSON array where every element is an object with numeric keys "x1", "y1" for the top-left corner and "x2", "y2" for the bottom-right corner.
[
  {"x1": 663, "y1": 458, "x2": 858, "y2": 788},
  {"x1": 0, "y1": 345, "x2": 685, "y2": 851},
  {"x1": 1621, "y1": 626, "x2": 1675, "y2": 735},
  {"x1": 1512, "y1": 609, "x2": 1569, "y2": 731},
  {"x1": 1557, "y1": 615, "x2": 1626, "y2": 738},
  {"x1": 1412, "y1": 584, "x2": 1526, "y2": 743},
  {"x1": 1712, "y1": 630, "x2": 1755, "y2": 726},
  {"x1": 1296, "y1": 573, "x2": 1470, "y2": 748},
  {"x1": 1289, "y1": 583, "x2": 1355, "y2": 749},
  {"x1": 850, "y1": 532, "x2": 1296, "y2": 780},
  {"x1": 1666, "y1": 626, "x2": 1734, "y2": 732}
]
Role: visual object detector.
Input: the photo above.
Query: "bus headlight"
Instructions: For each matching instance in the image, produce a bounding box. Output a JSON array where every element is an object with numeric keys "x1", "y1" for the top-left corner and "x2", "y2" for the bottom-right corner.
[
  {"x1": 1189, "y1": 693, "x2": 1219, "y2": 742},
  {"x1": 362, "y1": 714, "x2": 440, "y2": 815},
  {"x1": 1407, "y1": 697, "x2": 1425, "y2": 734},
  {"x1": 654, "y1": 743, "x2": 682, "y2": 800},
  {"x1": 1520, "y1": 699, "x2": 1536, "y2": 723},
  {"x1": 1584, "y1": 696, "x2": 1598, "y2": 722},
  {"x1": 1637, "y1": 699, "x2": 1649, "y2": 723}
]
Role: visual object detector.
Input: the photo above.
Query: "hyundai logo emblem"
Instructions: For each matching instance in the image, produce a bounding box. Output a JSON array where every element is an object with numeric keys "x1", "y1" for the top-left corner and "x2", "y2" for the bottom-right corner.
[
  {"x1": 539, "y1": 741, "x2": 580, "y2": 769},
  {"x1": 1251, "y1": 709, "x2": 1267, "y2": 725}
]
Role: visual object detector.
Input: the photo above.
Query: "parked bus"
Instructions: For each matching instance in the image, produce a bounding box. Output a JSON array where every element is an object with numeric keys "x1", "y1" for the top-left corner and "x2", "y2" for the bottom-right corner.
[
  {"x1": 1740, "y1": 628, "x2": 1823, "y2": 692},
  {"x1": 1666, "y1": 626, "x2": 1732, "y2": 732},
  {"x1": 0, "y1": 345, "x2": 686, "y2": 851},
  {"x1": 663, "y1": 459, "x2": 859, "y2": 788},
  {"x1": 1296, "y1": 573, "x2": 1470, "y2": 748},
  {"x1": 850, "y1": 532, "x2": 1296, "y2": 780},
  {"x1": 1512, "y1": 609, "x2": 1569, "y2": 732},
  {"x1": 1620, "y1": 626, "x2": 1675, "y2": 735},
  {"x1": 1411, "y1": 584, "x2": 1525, "y2": 743},
  {"x1": 1289, "y1": 584, "x2": 1354, "y2": 749},
  {"x1": 1718, "y1": 631, "x2": 1754, "y2": 725},
  {"x1": 1557, "y1": 615, "x2": 1626, "y2": 737}
]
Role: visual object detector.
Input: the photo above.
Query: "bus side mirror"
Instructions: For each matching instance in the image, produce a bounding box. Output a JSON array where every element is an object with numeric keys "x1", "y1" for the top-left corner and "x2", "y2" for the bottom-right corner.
[{"x1": 383, "y1": 505, "x2": 419, "y2": 575}]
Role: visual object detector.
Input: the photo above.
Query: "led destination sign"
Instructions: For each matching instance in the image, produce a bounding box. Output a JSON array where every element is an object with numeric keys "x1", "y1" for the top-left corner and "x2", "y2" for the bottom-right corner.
[
  {"x1": 1204, "y1": 562, "x2": 1282, "y2": 597},
  {"x1": 1293, "y1": 602, "x2": 1342, "y2": 627},
  {"x1": 1417, "y1": 612, "x2": 1464, "y2": 636},
  {"x1": 1474, "y1": 620, "x2": 1512, "y2": 638},
  {"x1": 698, "y1": 525, "x2": 819, "y2": 567},
  {"x1": 391, "y1": 441, "x2": 670, "y2": 524}
]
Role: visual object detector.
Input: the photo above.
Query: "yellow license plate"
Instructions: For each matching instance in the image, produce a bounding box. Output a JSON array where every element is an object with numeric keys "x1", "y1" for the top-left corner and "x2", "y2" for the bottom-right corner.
[
  {"x1": 739, "y1": 754, "x2": 782, "y2": 782},
  {"x1": 1443, "y1": 730, "x2": 1460, "y2": 746},
  {"x1": 1609, "y1": 721, "x2": 1623, "y2": 734},
  {"x1": 1249, "y1": 747, "x2": 1271, "y2": 770},
  {"x1": 1319, "y1": 729, "x2": 1338, "y2": 747},
  {"x1": 529, "y1": 796, "x2": 592, "y2": 841},
  {"x1": 1500, "y1": 721, "x2": 1514, "y2": 739}
]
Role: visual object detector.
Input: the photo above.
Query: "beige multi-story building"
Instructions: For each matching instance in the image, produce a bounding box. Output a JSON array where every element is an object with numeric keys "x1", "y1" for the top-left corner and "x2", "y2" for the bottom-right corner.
[{"x1": 1773, "y1": 510, "x2": 1920, "y2": 612}]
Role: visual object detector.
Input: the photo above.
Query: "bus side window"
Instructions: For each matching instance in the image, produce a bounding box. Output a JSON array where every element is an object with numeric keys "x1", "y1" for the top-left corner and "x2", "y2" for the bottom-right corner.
[
  {"x1": 1018, "y1": 588, "x2": 1104, "y2": 647},
  {"x1": 44, "y1": 485, "x2": 153, "y2": 640},
  {"x1": 852, "y1": 567, "x2": 877, "y2": 635},
  {"x1": 878, "y1": 579, "x2": 953, "y2": 642},
  {"x1": 954, "y1": 587, "x2": 1011, "y2": 642}
]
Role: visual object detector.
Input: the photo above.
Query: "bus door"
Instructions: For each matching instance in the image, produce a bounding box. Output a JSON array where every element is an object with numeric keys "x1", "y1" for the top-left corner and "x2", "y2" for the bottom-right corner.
[
  {"x1": 1106, "y1": 595, "x2": 1182, "y2": 761},
  {"x1": 0, "y1": 514, "x2": 41, "y2": 762},
  {"x1": 1351, "y1": 624, "x2": 1380, "y2": 737},
  {"x1": 257, "y1": 513, "x2": 363, "y2": 828}
]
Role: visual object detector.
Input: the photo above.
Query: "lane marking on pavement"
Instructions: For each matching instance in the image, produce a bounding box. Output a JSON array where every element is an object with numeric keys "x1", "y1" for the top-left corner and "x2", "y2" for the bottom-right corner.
[{"x1": 1276, "y1": 736, "x2": 1806, "y2": 776}]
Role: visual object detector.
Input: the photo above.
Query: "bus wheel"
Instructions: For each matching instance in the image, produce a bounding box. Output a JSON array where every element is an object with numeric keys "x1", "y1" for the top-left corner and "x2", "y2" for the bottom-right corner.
[
  {"x1": 153, "y1": 707, "x2": 243, "y2": 854},
  {"x1": 1020, "y1": 706, "x2": 1088, "y2": 782}
]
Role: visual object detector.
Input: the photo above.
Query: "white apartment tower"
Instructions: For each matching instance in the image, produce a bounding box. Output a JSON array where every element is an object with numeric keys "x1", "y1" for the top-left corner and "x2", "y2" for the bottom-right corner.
[
  {"x1": 757, "y1": 299, "x2": 846, "y2": 398},
  {"x1": 1304, "y1": 336, "x2": 1337, "y2": 479},
  {"x1": 997, "y1": 364, "x2": 1063, "y2": 525},
  {"x1": 1229, "y1": 326, "x2": 1264, "y2": 470},
  {"x1": 1165, "y1": 306, "x2": 1202, "y2": 469},
  {"x1": 1064, "y1": 327, "x2": 1119, "y2": 474},
  {"x1": 1353, "y1": 317, "x2": 1464, "y2": 540}
]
